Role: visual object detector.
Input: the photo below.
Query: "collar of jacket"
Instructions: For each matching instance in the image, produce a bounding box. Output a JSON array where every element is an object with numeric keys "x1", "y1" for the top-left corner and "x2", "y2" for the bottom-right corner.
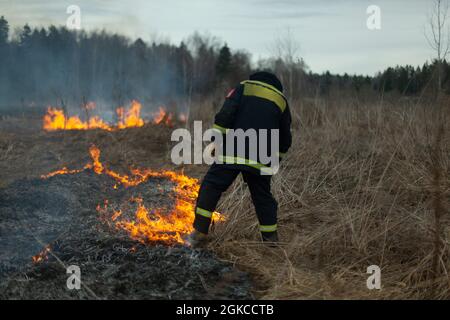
[{"x1": 240, "y1": 80, "x2": 285, "y2": 98}]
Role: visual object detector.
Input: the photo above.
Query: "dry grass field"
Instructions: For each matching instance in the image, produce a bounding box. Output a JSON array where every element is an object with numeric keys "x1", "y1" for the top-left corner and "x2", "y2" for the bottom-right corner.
[
  {"x1": 210, "y1": 96, "x2": 450, "y2": 299},
  {"x1": 0, "y1": 94, "x2": 449, "y2": 299}
]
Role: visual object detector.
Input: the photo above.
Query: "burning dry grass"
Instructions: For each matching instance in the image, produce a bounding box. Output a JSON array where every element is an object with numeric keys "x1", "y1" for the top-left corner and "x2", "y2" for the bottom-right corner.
[
  {"x1": 40, "y1": 144, "x2": 223, "y2": 244},
  {"x1": 0, "y1": 95, "x2": 449, "y2": 299},
  {"x1": 43, "y1": 101, "x2": 184, "y2": 132},
  {"x1": 0, "y1": 118, "x2": 176, "y2": 188},
  {"x1": 0, "y1": 142, "x2": 248, "y2": 299}
]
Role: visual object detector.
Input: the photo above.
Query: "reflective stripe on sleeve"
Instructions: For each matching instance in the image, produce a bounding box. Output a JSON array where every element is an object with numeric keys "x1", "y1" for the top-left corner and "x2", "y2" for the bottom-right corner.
[{"x1": 212, "y1": 124, "x2": 229, "y2": 134}]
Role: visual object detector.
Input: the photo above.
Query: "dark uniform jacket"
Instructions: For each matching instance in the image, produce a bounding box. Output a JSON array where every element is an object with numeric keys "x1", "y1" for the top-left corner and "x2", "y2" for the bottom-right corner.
[{"x1": 211, "y1": 79, "x2": 292, "y2": 175}]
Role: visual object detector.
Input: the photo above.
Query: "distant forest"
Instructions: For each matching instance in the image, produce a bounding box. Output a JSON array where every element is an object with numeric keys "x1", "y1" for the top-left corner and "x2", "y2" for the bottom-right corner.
[{"x1": 0, "y1": 16, "x2": 448, "y2": 111}]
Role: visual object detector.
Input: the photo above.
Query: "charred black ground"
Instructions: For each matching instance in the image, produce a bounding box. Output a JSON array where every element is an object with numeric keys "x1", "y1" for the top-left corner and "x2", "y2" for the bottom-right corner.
[{"x1": 0, "y1": 170, "x2": 252, "y2": 299}]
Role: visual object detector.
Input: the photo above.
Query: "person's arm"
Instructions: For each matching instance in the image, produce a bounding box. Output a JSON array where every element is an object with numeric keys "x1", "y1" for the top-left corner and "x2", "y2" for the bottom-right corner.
[
  {"x1": 278, "y1": 103, "x2": 292, "y2": 159},
  {"x1": 212, "y1": 84, "x2": 243, "y2": 134}
]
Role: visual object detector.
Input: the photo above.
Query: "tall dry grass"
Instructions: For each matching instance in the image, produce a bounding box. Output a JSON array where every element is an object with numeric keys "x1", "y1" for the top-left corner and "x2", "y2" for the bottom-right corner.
[
  {"x1": 189, "y1": 95, "x2": 450, "y2": 299},
  {"x1": 1, "y1": 93, "x2": 448, "y2": 299}
]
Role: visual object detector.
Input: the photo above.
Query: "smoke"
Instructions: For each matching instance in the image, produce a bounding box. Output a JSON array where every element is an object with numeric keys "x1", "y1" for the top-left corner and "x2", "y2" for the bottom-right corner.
[{"x1": 0, "y1": 23, "x2": 190, "y2": 117}]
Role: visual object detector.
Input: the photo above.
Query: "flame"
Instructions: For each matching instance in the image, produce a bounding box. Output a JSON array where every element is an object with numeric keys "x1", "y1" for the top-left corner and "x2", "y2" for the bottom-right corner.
[
  {"x1": 43, "y1": 107, "x2": 113, "y2": 131},
  {"x1": 152, "y1": 107, "x2": 174, "y2": 127},
  {"x1": 42, "y1": 145, "x2": 224, "y2": 245},
  {"x1": 117, "y1": 100, "x2": 144, "y2": 129},
  {"x1": 43, "y1": 102, "x2": 184, "y2": 131},
  {"x1": 43, "y1": 101, "x2": 145, "y2": 132},
  {"x1": 32, "y1": 245, "x2": 51, "y2": 264},
  {"x1": 85, "y1": 144, "x2": 104, "y2": 174}
]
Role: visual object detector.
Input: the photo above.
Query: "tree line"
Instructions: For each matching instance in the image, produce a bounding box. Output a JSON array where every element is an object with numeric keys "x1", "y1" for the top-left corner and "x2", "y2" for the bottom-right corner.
[
  {"x1": 373, "y1": 62, "x2": 450, "y2": 95},
  {"x1": 0, "y1": 16, "x2": 447, "y2": 111},
  {"x1": 0, "y1": 16, "x2": 253, "y2": 110},
  {"x1": 303, "y1": 61, "x2": 450, "y2": 98}
]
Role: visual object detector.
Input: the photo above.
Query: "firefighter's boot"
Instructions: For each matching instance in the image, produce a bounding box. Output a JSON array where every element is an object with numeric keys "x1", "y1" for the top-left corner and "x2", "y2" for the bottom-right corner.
[
  {"x1": 261, "y1": 231, "x2": 279, "y2": 244},
  {"x1": 185, "y1": 230, "x2": 208, "y2": 248}
]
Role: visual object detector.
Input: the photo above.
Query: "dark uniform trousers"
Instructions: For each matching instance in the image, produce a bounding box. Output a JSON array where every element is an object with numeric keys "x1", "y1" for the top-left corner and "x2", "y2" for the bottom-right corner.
[{"x1": 193, "y1": 163, "x2": 278, "y2": 236}]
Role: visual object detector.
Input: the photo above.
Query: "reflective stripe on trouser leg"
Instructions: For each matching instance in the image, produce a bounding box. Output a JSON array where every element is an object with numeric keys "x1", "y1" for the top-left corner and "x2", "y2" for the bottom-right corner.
[
  {"x1": 196, "y1": 207, "x2": 213, "y2": 218},
  {"x1": 193, "y1": 165, "x2": 240, "y2": 234},
  {"x1": 259, "y1": 224, "x2": 277, "y2": 232},
  {"x1": 193, "y1": 206, "x2": 213, "y2": 234},
  {"x1": 241, "y1": 171, "x2": 278, "y2": 235}
]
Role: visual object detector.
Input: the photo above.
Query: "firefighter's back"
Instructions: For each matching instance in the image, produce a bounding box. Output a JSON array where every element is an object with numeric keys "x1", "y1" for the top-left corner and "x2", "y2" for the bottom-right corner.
[{"x1": 234, "y1": 79, "x2": 288, "y2": 131}]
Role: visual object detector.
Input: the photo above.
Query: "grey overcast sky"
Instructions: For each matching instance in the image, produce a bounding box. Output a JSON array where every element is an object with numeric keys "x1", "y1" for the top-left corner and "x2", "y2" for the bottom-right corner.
[{"x1": 0, "y1": 0, "x2": 435, "y2": 75}]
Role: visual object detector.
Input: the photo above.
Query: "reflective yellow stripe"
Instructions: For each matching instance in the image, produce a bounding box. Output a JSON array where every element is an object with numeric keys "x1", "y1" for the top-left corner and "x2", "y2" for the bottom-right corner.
[
  {"x1": 219, "y1": 155, "x2": 261, "y2": 166},
  {"x1": 218, "y1": 155, "x2": 274, "y2": 175},
  {"x1": 196, "y1": 207, "x2": 213, "y2": 218},
  {"x1": 212, "y1": 124, "x2": 228, "y2": 134},
  {"x1": 241, "y1": 81, "x2": 287, "y2": 112},
  {"x1": 242, "y1": 80, "x2": 284, "y2": 96},
  {"x1": 260, "y1": 224, "x2": 277, "y2": 232}
]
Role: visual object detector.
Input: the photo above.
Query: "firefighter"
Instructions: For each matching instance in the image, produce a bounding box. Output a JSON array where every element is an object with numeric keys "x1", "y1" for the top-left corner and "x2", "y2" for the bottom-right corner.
[{"x1": 186, "y1": 71, "x2": 292, "y2": 247}]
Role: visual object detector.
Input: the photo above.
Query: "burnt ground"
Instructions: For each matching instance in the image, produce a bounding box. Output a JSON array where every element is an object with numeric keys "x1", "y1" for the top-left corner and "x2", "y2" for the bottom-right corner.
[{"x1": 0, "y1": 169, "x2": 252, "y2": 299}]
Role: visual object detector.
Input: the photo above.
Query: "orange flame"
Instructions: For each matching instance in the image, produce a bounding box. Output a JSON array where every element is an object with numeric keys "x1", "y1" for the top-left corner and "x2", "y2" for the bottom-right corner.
[
  {"x1": 117, "y1": 100, "x2": 145, "y2": 129},
  {"x1": 152, "y1": 107, "x2": 174, "y2": 127},
  {"x1": 43, "y1": 102, "x2": 184, "y2": 131},
  {"x1": 43, "y1": 101, "x2": 145, "y2": 132},
  {"x1": 32, "y1": 245, "x2": 51, "y2": 264},
  {"x1": 42, "y1": 145, "x2": 224, "y2": 244},
  {"x1": 43, "y1": 107, "x2": 113, "y2": 131}
]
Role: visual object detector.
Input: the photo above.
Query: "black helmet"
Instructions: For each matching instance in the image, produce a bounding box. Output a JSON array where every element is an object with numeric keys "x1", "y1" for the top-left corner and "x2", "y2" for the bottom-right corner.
[{"x1": 249, "y1": 71, "x2": 283, "y2": 92}]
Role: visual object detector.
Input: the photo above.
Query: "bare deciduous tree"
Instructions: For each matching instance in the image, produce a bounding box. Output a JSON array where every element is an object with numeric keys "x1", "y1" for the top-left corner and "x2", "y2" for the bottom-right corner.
[
  {"x1": 265, "y1": 28, "x2": 307, "y2": 100},
  {"x1": 424, "y1": 0, "x2": 448, "y2": 289},
  {"x1": 425, "y1": 0, "x2": 450, "y2": 91}
]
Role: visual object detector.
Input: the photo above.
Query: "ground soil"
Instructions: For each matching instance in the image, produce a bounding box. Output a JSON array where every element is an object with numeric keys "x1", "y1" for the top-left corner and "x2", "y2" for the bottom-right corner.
[{"x1": 0, "y1": 118, "x2": 252, "y2": 300}]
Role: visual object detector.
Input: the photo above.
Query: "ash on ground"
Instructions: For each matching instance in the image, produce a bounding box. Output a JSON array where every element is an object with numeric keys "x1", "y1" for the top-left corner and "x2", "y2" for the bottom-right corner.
[{"x1": 0, "y1": 171, "x2": 252, "y2": 299}]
